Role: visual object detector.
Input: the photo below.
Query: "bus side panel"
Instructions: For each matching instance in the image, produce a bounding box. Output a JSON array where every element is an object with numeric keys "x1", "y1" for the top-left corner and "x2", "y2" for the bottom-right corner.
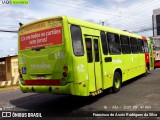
[
  {"x1": 128, "y1": 54, "x2": 138, "y2": 79},
  {"x1": 72, "y1": 56, "x2": 89, "y2": 96},
  {"x1": 148, "y1": 39, "x2": 154, "y2": 70},
  {"x1": 62, "y1": 18, "x2": 76, "y2": 95},
  {"x1": 69, "y1": 25, "x2": 89, "y2": 96},
  {"x1": 102, "y1": 55, "x2": 123, "y2": 89},
  {"x1": 81, "y1": 27, "x2": 103, "y2": 94},
  {"x1": 127, "y1": 53, "x2": 145, "y2": 80},
  {"x1": 139, "y1": 54, "x2": 146, "y2": 74},
  {"x1": 122, "y1": 54, "x2": 130, "y2": 82}
]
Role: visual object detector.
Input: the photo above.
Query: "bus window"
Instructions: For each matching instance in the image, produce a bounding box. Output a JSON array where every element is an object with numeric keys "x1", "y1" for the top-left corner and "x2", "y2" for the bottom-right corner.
[
  {"x1": 120, "y1": 35, "x2": 131, "y2": 54},
  {"x1": 70, "y1": 25, "x2": 84, "y2": 56},
  {"x1": 143, "y1": 41, "x2": 149, "y2": 53},
  {"x1": 85, "y1": 38, "x2": 93, "y2": 63},
  {"x1": 94, "y1": 39, "x2": 99, "y2": 62},
  {"x1": 138, "y1": 39, "x2": 144, "y2": 53},
  {"x1": 107, "y1": 32, "x2": 121, "y2": 54},
  {"x1": 130, "y1": 37, "x2": 138, "y2": 53},
  {"x1": 100, "y1": 31, "x2": 108, "y2": 55}
]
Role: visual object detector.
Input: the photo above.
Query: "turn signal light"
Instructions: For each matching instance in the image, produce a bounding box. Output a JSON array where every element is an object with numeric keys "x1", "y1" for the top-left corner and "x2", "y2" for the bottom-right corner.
[{"x1": 63, "y1": 66, "x2": 68, "y2": 72}]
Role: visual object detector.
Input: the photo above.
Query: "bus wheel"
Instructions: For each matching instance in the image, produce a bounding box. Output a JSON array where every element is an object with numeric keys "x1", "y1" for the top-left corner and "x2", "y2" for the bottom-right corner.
[{"x1": 112, "y1": 72, "x2": 121, "y2": 93}]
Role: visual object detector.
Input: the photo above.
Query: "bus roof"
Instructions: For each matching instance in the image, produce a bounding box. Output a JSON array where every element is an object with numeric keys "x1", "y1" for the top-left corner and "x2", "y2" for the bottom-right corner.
[
  {"x1": 19, "y1": 16, "x2": 146, "y2": 39},
  {"x1": 66, "y1": 16, "x2": 143, "y2": 39},
  {"x1": 18, "y1": 16, "x2": 63, "y2": 31}
]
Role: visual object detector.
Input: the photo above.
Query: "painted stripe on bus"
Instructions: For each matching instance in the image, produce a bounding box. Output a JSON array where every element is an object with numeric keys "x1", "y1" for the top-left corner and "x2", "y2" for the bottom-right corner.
[{"x1": 24, "y1": 80, "x2": 61, "y2": 85}]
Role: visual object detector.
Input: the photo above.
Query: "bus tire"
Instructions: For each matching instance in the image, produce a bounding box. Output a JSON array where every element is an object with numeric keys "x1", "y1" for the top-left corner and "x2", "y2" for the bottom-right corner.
[{"x1": 112, "y1": 72, "x2": 121, "y2": 93}]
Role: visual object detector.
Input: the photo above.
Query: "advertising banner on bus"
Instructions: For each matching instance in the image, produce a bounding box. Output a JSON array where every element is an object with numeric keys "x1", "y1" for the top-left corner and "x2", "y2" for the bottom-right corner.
[{"x1": 19, "y1": 20, "x2": 62, "y2": 50}]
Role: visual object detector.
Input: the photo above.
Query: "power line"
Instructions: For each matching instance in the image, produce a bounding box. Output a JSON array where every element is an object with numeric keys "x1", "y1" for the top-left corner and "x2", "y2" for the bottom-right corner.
[
  {"x1": 42, "y1": 0, "x2": 150, "y2": 18},
  {"x1": 132, "y1": 27, "x2": 153, "y2": 33},
  {"x1": 54, "y1": 0, "x2": 159, "y2": 17},
  {"x1": 41, "y1": 0, "x2": 158, "y2": 34},
  {"x1": 0, "y1": 30, "x2": 18, "y2": 33},
  {"x1": 1, "y1": 0, "x2": 158, "y2": 35}
]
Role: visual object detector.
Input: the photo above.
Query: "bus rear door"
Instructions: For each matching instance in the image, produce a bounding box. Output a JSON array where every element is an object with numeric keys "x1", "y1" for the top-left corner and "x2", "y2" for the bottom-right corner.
[{"x1": 85, "y1": 36, "x2": 102, "y2": 95}]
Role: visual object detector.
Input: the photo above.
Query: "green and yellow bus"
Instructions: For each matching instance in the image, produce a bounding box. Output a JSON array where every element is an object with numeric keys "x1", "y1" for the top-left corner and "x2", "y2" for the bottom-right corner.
[{"x1": 18, "y1": 16, "x2": 153, "y2": 96}]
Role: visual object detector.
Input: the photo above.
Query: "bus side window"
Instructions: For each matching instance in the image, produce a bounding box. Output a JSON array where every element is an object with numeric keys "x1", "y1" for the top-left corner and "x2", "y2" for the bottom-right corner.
[
  {"x1": 94, "y1": 39, "x2": 99, "y2": 62},
  {"x1": 70, "y1": 25, "x2": 84, "y2": 56},
  {"x1": 130, "y1": 37, "x2": 138, "y2": 53},
  {"x1": 138, "y1": 39, "x2": 144, "y2": 53},
  {"x1": 100, "y1": 31, "x2": 108, "y2": 55},
  {"x1": 107, "y1": 32, "x2": 121, "y2": 54},
  {"x1": 144, "y1": 41, "x2": 149, "y2": 53},
  {"x1": 85, "y1": 38, "x2": 93, "y2": 63},
  {"x1": 120, "y1": 35, "x2": 131, "y2": 54}
]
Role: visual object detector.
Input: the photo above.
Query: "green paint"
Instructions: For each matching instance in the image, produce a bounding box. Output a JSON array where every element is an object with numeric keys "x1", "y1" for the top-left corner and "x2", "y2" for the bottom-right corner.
[{"x1": 18, "y1": 16, "x2": 149, "y2": 96}]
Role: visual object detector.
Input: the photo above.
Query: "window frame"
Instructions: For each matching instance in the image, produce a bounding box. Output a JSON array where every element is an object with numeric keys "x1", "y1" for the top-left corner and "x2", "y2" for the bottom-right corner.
[
  {"x1": 100, "y1": 31, "x2": 108, "y2": 55},
  {"x1": 85, "y1": 38, "x2": 93, "y2": 63},
  {"x1": 94, "y1": 38, "x2": 100, "y2": 62},
  {"x1": 130, "y1": 37, "x2": 139, "y2": 53},
  {"x1": 120, "y1": 35, "x2": 131, "y2": 54},
  {"x1": 107, "y1": 32, "x2": 121, "y2": 55},
  {"x1": 138, "y1": 39, "x2": 144, "y2": 53},
  {"x1": 143, "y1": 40, "x2": 149, "y2": 53},
  {"x1": 70, "y1": 25, "x2": 84, "y2": 56}
]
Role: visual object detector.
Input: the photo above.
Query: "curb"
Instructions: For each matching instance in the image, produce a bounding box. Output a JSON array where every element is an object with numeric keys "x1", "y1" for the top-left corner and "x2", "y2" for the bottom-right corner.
[{"x1": 0, "y1": 76, "x2": 19, "y2": 87}]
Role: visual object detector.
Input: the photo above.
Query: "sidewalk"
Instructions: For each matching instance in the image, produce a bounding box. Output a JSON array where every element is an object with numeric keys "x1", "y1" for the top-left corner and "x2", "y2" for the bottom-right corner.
[
  {"x1": 0, "y1": 85, "x2": 19, "y2": 92},
  {"x1": 0, "y1": 77, "x2": 20, "y2": 92},
  {"x1": 0, "y1": 76, "x2": 19, "y2": 87}
]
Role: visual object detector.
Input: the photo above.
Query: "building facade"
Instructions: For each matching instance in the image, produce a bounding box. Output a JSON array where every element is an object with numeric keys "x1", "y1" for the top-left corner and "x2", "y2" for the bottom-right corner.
[
  {"x1": 0, "y1": 55, "x2": 19, "y2": 81},
  {"x1": 153, "y1": 8, "x2": 160, "y2": 36}
]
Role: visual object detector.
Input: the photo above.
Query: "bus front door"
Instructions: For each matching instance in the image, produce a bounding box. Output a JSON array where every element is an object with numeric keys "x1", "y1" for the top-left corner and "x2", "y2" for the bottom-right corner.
[{"x1": 85, "y1": 36, "x2": 102, "y2": 94}]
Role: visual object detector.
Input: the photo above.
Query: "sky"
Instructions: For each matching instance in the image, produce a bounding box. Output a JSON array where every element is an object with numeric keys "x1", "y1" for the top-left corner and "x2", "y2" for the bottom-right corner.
[{"x1": 0, "y1": 0, "x2": 160, "y2": 57}]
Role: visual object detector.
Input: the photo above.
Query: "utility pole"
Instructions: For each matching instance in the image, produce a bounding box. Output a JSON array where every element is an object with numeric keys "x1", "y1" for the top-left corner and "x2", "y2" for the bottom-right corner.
[{"x1": 102, "y1": 21, "x2": 104, "y2": 26}]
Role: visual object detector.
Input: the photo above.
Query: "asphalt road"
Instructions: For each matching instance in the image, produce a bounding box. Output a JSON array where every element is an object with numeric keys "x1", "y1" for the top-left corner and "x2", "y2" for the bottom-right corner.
[{"x1": 0, "y1": 69, "x2": 160, "y2": 120}]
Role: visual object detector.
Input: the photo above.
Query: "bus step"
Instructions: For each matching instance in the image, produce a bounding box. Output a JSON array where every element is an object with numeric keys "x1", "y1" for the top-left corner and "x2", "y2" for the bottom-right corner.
[{"x1": 90, "y1": 89, "x2": 103, "y2": 96}]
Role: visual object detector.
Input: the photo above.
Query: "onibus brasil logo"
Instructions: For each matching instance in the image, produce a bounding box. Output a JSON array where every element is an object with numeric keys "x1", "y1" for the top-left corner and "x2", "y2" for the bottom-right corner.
[{"x1": 1, "y1": 0, "x2": 29, "y2": 4}]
